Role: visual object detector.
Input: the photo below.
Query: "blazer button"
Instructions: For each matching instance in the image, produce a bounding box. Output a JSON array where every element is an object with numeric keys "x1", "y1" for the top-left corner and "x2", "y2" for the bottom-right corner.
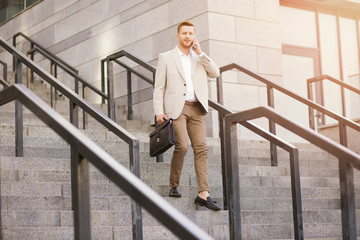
[
  {"x1": 183, "y1": 93, "x2": 186, "y2": 96},
  {"x1": 184, "y1": 83, "x2": 186, "y2": 86}
]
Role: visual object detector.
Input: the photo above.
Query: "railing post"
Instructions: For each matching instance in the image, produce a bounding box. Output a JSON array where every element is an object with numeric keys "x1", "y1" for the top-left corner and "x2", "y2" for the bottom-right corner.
[
  {"x1": 75, "y1": 75, "x2": 79, "y2": 95},
  {"x1": 339, "y1": 160, "x2": 356, "y2": 240},
  {"x1": 54, "y1": 63, "x2": 58, "y2": 100},
  {"x1": 101, "y1": 59, "x2": 106, "y2": 104},
  {"x1": 217, "y1": 73, "x2": 224, "y2": 104},
  {"x1": 50, "y1": 61, "x2": 56, "y2": 108},
  {"x1": 127, "y1": 70, "x2": 133, "y2": 120},
  {"x1": 1, "y1": 62, "x2": 7, "y2": 82},
  {"x1": 12, "y1": 35, "x2": 17, "y2": 71},
  {"x1": 15, "y1": 59, "x2": 23, "y2": 157},
  {"x1": 129, "y1": 140, "x2": 143, "y2": 240},
  {"x1": 338, "y1": 122, "x2": 356, "y2": 239},
  {"x1": 107, "y1": 59, "x2": 115, "y2": 120},
  {"x1": 216, "y1": 73, "x2": 228, "y2": 210},
  {"x1": 224, "y1": 117, "x2": 242, "y2": 240},
  {"x1": 289, "y1": 148, "x2": 304, "y2": 240},
  {"x1": 30, "y1": 43, "x2": 35, "y2": 84},
  {"x1": 26, "y1": 52, "x2": 32, "y2": 88},
  {"x1": 70, "y1": 100, "x2": 79, "y2": 129},
  {"x1": 71, "y1": 149, "x2": 91, "y2": 240},
  {"x1": 307, "y1": 80, "x2": 316, "y2": 130},
  {"x1": 267, "y1": 86, "x2": 278, "y2": 166},
  {"x1": 341, "y1": 85, "x2": 346, "y2": 118},
  {"x1": 82, "y1": 85, "x2": 88, "y2": 130}
]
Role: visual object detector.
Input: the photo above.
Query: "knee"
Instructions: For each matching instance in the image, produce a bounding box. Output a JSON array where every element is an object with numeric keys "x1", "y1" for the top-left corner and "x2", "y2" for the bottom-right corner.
[
  {"x1": 174, "y1": 141, "x2": 188, "y2": 154},
  {"x1": 192, "y1": 142, "x2": 207, "y2": 153}
]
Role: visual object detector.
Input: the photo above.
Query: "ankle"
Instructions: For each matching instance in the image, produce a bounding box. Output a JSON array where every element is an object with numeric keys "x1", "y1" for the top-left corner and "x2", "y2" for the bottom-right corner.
[{"x1": 198, "y1": 191, "x2": 209, "y2": 200}]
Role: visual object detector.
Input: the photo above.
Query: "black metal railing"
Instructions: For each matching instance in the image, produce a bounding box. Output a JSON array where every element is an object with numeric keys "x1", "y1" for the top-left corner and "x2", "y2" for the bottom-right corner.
[
  {"x1": 101, "y1": 50, "x2": 156, "y2": 121},
  {"x1": 307, "y1": 74, "x2": 360, "y2": 128},
  {"x1": 26, "y1": 46, "x2": 108, "y2": 129},
  {"x1": 13, "y1": 32, "x2": 108, "y2": 129},
  {"x1": 208, "y1": 99, "x2": 304, "y2": 240},
  {"x1": 223, "y1": 105, "x2": 360, "y2": 240},
  {"x1": 0, "y1": 84, "x2": 214, "y2": 240},
  {"x1": 0, "y1": 77, "x2": 10, "y2": 88},
  {"x1": 218, "y1": 65, "x2": 360, "y2": 163},
  {"x1": 217, "y1": 63, "x2": 360, "y2": 239},
  {"x1": 0, "y1": 60, "x2": 7, "y2": 82},
  {"x1": 13, "y1": 32, "x2": 77, "y2": 73},
  {"x1": 0, "y1": 36, "x2": 143, "y2": 240}
]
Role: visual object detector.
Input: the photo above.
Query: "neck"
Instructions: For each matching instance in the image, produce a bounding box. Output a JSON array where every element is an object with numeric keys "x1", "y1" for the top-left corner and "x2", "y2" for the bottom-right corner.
[{"x1": 178, "y1": 45, "x2": 190, "y2": 55}]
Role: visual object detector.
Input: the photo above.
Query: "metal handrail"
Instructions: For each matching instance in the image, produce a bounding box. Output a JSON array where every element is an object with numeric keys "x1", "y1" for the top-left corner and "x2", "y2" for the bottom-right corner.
[
  {"x1": 27, "y1": 47, "x2": 106, "y2": 98},
  {"x1": 12, "y1": 32, "x2": 110, "y2": 129},
  {"x1": 208, "y1": 99, "x2": 303, "y2": 240},
  {"x1": 25, "y1": 46, "x2": 108, "y2": 129},
  {"x1": 0, "y1": 36, "x2": 144, "y2": 239},
  {"x1": 217, "y1": 64, "x2": 360, "y2": 158},
  {"x1": 13, "y1": 32, "x2": 77, "y2": 73},
  {"x1": 224, "y1": 105, "x2": 360, "y2": 239},
  {"x1": 0, "y1": 78, "x2": 10, "y2": 88},
  {"x1": 0, "y1": 84, "x2": 214, "y2": 240},
  {"x1": 307, "y1": 74, "x2": 360, "y2": 127},
  {"x1": 0, "y1": 60, "x2": 7, "y2": 82},
  {"x1": 101, "y1": 50, "x2": 156, "y2": 121},
  {"x1": 218, "y1": 63, "x2": 360, "y2": 239},
  {"x1": 101, "y1": 50, "x2": 159, "y2": 162}
]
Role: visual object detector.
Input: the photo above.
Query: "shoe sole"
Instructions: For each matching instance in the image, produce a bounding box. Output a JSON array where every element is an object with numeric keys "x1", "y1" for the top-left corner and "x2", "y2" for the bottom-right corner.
[
  {"x1": 169, "y1": 195, "x2": 181, "y2": 198},
  {"x1": 194, "y1": 201, "x2": 220, "y2": 211}
]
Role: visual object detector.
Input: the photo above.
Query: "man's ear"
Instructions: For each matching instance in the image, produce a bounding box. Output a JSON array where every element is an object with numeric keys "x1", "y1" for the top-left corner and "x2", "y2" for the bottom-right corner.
[{"x1": 176, "y1": 34, "x2": 179, "y2": 40}]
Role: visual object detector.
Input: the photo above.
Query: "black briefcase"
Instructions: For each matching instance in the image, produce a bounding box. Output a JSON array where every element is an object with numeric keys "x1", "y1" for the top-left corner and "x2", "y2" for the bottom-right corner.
[{"x1": 149, "y1": 118, "x2": 176, "y2": 157}]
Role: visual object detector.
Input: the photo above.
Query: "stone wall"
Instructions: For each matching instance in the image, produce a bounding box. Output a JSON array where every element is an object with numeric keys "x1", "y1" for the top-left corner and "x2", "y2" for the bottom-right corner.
[{"x1": 0, "y1": 0, "x2": 284, "y2": 139}]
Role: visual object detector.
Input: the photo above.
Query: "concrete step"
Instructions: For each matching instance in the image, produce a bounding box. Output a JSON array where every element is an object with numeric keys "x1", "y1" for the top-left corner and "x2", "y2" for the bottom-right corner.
[{"x1": 3, "y1": 78, "x2": 360, "y2": 239}]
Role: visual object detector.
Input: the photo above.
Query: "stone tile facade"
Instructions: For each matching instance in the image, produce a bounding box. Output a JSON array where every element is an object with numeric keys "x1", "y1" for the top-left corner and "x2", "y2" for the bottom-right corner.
[{"x1": 0, "y1": 0, "x2": 283, "y2": 139}]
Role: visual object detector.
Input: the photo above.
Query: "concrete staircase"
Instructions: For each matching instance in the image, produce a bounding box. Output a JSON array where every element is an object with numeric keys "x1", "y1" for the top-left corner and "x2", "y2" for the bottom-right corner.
[{"x1": 1, "y1": 78, "x2": 360, "y2": 239}]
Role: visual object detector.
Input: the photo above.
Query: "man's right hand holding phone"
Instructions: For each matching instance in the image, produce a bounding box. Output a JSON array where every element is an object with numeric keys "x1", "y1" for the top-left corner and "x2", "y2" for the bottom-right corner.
[{"x1": 192, "y1": 39, "x2": 202, "y2": 55}]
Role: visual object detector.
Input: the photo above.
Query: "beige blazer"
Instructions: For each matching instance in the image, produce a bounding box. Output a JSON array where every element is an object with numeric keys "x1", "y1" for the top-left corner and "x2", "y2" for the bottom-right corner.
[{"x1": 153, "y1": 47, "x2": 220, "y2": 119}]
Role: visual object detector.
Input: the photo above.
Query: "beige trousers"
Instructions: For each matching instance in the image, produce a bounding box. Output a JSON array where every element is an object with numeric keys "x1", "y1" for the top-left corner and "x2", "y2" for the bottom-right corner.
[{"x1": 169, "y1": 103, "x2": 209, "y2": 193}]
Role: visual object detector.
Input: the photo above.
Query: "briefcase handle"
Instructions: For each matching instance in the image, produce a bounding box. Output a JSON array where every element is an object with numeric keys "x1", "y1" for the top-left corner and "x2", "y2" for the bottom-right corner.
[{"x1": 154, "y1": 115, "x2": 168, "y2": 128}]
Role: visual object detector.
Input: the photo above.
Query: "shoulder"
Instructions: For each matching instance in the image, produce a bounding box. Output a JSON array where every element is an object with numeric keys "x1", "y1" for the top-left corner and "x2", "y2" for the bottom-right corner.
[
  {"x1": 157, "y1": 48, "x2": 176, "y2": 64},
  {"x1": 159, "y1": 48, "x2": 176, "y2": 57}
]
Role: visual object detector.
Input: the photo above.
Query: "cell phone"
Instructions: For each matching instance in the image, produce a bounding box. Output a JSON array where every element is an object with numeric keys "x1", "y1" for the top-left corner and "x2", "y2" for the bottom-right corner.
[{"x1": 192, "y1": 39, "x2": 197, "y2": 50}]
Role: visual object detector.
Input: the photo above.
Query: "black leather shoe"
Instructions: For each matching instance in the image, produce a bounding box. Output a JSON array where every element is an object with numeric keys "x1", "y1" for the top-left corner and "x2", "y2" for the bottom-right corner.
[
  {"x1": 194, "y1": 196, "x2": 220, "y2": 211},
  {"x1": 169, "y1": 187, "x2": 181, "y2": 198}
]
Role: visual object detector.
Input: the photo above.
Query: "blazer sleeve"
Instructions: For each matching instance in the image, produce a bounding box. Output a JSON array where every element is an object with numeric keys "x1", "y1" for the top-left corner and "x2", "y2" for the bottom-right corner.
[
  {"x1": 198, "y1": 53, "x2": 220, "y2": 78},
  {"x1": 153, "y1": 53, "x2": 167, "y2": 116}
]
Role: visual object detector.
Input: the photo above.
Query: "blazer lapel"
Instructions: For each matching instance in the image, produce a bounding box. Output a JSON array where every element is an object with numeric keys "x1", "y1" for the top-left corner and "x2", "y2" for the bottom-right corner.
[
  {"x1": 172, "y1": 48, "x2": 186, "y2": 81},
  {"x1": 191, "y1": 51, "x2": 198, "y2": 78}
]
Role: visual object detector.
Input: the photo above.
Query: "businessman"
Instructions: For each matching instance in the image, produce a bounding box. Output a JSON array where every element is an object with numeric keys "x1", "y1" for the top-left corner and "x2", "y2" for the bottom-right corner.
[{"x1": 153, "y1": 21, "x2": 220, "y2": 211}]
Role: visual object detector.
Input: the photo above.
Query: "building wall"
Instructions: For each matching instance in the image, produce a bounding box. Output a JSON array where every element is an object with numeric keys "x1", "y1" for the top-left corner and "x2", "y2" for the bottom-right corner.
[{"x1": 0, "y1": 0, "x2": 284, "y2": 140}]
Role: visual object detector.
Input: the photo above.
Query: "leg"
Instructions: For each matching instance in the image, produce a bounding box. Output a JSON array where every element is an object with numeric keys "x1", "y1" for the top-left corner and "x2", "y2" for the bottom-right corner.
[
  {"x1": 189, "y1": 107, "x2": 220, "y2": 211},
  {"x1": 169, "y1": 108, "x2": 189, "y2": 188},
  {"x1": 187, "y1": 105, "x2": 209, "y2": 194}
]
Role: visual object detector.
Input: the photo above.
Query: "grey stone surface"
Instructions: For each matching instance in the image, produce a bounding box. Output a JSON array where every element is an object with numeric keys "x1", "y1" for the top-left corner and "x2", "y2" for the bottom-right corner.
[{"x1": 2, "y1": 61, "x2": 360, "y2": 239}]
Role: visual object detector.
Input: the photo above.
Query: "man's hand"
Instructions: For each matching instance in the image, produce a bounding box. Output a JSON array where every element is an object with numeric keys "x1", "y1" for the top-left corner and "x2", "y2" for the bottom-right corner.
[
  {"x1": 192, "y1": 39, "x2": 202, "y2": 55},
  {"x1": 156, "y1": 113, "x2": 168, "y2": 125}
]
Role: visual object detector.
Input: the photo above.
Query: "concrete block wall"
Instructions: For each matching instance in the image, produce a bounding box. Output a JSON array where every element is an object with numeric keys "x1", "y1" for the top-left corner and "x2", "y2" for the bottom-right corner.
[
  {"x1": 0, "y1": 0, "x2": 287, "y2": 140},
  {"x1": 206, "y1": 0, "x2": 283, "y2": 139}
]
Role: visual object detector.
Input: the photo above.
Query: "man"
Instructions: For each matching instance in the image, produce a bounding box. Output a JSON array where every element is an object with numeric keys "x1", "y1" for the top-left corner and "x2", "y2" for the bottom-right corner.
[{"x1": 153, "y1": 20, "x2": 220, "y2": 211}]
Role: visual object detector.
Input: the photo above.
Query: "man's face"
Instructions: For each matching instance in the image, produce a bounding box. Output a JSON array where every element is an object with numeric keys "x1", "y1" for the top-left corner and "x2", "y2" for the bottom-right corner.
[{"x1": 177, "y1": 25, "x2": 195, "y2": 49}]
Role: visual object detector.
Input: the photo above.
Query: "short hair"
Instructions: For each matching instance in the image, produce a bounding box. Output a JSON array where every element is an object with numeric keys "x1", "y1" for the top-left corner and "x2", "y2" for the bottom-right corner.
[{"x1": 177, "y1": 21, "x2": 195, "y2": 33}]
